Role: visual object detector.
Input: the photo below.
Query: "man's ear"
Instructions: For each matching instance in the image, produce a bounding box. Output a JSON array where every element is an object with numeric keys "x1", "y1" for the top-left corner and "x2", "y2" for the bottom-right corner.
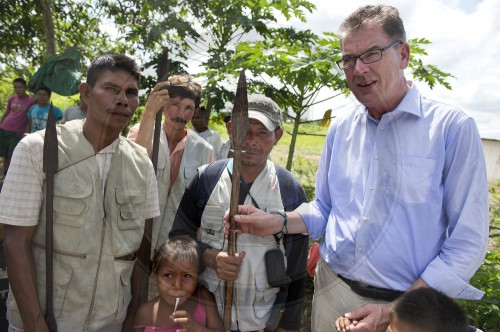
[
  {"x1": 400, "y1": 42, "x2": 410, "y2": 69},
  {"x1": 274, "y1": 127, "x2": 284, "y2": 145},
  {"x1": 80, "y1": 82, "x2": 91, "y2": 106}
]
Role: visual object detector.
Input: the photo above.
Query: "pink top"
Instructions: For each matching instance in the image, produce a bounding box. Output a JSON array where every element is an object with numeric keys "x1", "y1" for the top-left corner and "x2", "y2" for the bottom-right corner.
[
  {"x1": 134, "y1": 289, "x2": 207, "y2": 332},
  {"x1": 0, "y1": 95, "x2": 35, "y2": 134}
]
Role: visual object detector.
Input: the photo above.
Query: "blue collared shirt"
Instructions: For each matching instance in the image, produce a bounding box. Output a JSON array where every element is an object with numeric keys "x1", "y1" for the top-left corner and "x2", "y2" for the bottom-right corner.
[{"x1": 297, "y1": 83, "x2": 489, "y2": 300}]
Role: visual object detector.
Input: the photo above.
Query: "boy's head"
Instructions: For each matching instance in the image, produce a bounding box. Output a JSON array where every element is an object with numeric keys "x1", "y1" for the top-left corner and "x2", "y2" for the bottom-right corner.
[
  {"x1": 191, "y1": 106, "x2": 210, "y2": 132},
  {"x1": 387, "y1": 288, "x2": 468, "y2": 332},
  {"x1": 13, "y1": 78, "x2": 27, "y2": 97},
  {"x1": 35, "y1": 86, "x2": 51, "y2": 107},
  {"x1": 86, "y1": 53, "x2": 141, "y2": 88}
]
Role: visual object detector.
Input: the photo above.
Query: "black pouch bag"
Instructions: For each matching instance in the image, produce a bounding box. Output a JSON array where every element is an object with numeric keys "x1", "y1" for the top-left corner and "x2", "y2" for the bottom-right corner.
[{"x1": 265, "y1": 248, "x2": 291, "y2": 288}]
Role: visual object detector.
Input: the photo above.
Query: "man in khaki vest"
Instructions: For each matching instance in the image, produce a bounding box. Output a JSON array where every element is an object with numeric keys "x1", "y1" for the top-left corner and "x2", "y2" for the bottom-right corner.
[
  {"x1": 0, "y1": 53, "x2": 160, "y2": 331},
  {"x1": 170, "y1": 94, "x2": 309, "y2": 331},
  {"x1": 128, "y1": 75, "x2": 213, "y2": 251}
]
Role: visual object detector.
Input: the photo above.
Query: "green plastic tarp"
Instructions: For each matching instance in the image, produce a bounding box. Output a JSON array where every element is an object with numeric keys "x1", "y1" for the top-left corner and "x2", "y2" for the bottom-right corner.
[{"x1": 28, "y1": 47, "x2": 81, "y2": 96}]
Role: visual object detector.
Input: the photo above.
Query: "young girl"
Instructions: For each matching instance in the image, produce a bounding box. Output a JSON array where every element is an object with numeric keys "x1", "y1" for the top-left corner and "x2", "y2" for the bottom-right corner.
[{"x1": 134, "y1": 236, "x2": 224, "y2": 332}]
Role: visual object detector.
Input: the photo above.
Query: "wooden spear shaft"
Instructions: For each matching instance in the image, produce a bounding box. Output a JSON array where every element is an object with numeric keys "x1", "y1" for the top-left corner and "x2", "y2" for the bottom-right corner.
[
  {"x1": 223, "y1": 70, "x2": 248, "y2": 330},
  {"x1": 138, "y1": 48, "x2": 170, "y2": 302},
  {"x1": 43, "y1": 102, "x2": 58, "y2": 332}
]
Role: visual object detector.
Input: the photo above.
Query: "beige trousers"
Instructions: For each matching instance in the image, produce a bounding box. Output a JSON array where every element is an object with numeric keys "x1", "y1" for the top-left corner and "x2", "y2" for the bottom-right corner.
[{"x1": 311, "y1": 259, "x2": 389, "y2": 331}]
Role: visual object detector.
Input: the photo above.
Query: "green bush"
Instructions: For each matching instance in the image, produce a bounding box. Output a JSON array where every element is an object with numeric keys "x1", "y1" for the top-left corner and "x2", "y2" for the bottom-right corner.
[
  {"x1": 461, "y1": 250, "x2": 500, "y2": 330},
  {"x1": 460, "y1": 183, "x2": 500, "y2": 330}
]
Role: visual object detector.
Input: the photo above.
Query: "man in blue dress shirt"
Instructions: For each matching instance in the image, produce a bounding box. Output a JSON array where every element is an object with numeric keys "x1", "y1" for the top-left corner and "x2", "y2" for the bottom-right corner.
[{"x1": 232, "y1": 4, "x2": 489, "y2": 332}]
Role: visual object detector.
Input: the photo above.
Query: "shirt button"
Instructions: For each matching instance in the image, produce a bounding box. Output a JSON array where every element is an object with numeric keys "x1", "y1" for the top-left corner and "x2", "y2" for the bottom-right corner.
[
  {"x1": 374, "y1": 155, "x2": 379, "y2": 160},
  {"x1": 357, "y1": 247, "x2": 364, "y2": 253},
  {"x1": 380, "y1": 125, "x2": 385, "y2": 130},
  {"x1": 369, "y1": 187, "x2": 374, "y2": 190},
  {"x1": 362, "y1": 216, "x2": 368, "y2": 222}
]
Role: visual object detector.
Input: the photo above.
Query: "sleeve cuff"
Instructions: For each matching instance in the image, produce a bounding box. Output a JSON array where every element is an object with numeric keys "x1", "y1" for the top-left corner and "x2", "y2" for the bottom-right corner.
[{"x1": 421, "y1": 256, "x2": 484, "y2": 300}]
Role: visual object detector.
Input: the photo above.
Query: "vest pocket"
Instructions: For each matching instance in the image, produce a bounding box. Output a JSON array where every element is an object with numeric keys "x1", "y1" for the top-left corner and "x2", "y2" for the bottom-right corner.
[
  {"x1": 53, "y1": 192, "x2": 91, "y2": 228},
  {"x1": 115, "y1": 266, "x2": 133, "y2": 321},
  {"x1": 200, "y1": 205, "x2": 225, "y2": 249},
  {"x1": 33, "y1": 253, "x2": 73, "y2": 319},
  {"x1": 52, "y1": 191, "x2": 91, "y2": 252},
  {"x1": 253, "y1": 267, "x2": 279, "y2": 319},
  {"x1": 116, "y1": 189, "x2": 147, "y2": 229}
]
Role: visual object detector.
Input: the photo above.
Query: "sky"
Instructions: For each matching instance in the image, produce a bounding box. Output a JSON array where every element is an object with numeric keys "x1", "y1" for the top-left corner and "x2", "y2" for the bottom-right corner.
[{"x1": 284, "y1": 0, "x2": 500, "y2": 139}]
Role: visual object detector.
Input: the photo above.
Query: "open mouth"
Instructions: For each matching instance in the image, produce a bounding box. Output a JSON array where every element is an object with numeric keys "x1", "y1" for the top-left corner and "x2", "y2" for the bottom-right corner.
[{"x1": 358, "y1": 80, "x2": 375, "y2": 87}]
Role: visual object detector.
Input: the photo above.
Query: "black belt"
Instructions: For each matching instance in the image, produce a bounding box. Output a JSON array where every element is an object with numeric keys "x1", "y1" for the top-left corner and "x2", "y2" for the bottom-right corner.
[{"x1": 338, "y1": 274, "x2": 403, "y2": 302}]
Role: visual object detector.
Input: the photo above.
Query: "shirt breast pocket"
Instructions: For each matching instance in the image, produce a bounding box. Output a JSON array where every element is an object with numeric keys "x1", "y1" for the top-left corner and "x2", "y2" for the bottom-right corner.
[
  {"x1": 183, "y1": 166, "x2": 198, "y2": 189},
  {"x1": 399, "y1": 156, "x2": 436, "y2": 204}
]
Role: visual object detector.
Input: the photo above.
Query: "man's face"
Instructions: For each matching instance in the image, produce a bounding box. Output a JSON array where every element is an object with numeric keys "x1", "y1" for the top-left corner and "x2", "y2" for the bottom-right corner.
[
  {"x1": 341, "y1": 24, "x2": 409, "y2": 117},
  {"x1": 13, "y1": 82, "x2": 26, "y2": 97},
  {"x1": 81, "y1": 69, "x2": 139, "y2": 133},
  {"x1": 191, "y1": 109, "x2": 208, "y2": 132},
  {"x1": 35, "y1": 89, "x2": 50, "y2": 107},
  {"x1": 229, "y1": 118, "x2": 283, "y2": 169},
  {"x1": 163, "y1": 96, "x2": 196, "y2": 133}
]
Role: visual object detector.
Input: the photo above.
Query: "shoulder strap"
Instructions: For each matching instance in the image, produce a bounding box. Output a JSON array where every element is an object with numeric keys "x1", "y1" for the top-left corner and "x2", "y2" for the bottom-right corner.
[
  {"x1": 274, "y1": 164, "x2": 306, "y2": 257},
  {"x1": 196, "y1": 159, "x2": 230, "y2": 219},
  {"x1": 275, "y1": 164, "x2": 304, "y2": 212}
]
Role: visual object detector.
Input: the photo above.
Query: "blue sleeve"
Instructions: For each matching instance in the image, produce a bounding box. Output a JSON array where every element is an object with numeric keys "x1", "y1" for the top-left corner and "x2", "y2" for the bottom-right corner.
[
  {"x1": 55, "y1": 107, "x2": 63, "y2": 120},
  {"x1": 27, "y1": 105, "x2": 35, "y2": 119},
  {"x1": 421, "y1": 117, "x2": 489, "y2": 299}
]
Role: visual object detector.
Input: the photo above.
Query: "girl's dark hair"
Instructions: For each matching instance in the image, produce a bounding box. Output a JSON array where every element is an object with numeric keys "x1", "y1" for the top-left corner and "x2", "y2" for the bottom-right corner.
[{"x1": 152, "y1": 236, "x2": 200, "y2": 275}]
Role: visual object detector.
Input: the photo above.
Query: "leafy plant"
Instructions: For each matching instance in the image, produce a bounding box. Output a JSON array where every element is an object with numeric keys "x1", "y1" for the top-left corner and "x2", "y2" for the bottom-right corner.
[
  {"x1": 460, "y1": 250, "x2": 500, "y2": 330},
  {"x1": 460, "y1": 182, "x2": 500, "y2": 330}
]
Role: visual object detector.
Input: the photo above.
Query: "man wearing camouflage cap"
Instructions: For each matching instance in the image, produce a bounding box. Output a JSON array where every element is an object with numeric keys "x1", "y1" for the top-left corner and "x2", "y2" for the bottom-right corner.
[{"x1": 170, "y1": 94, "x2": 309, "y2": 331}]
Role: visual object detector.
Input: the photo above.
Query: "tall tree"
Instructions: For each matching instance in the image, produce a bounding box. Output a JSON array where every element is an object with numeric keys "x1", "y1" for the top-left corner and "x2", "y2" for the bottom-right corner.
[
  {"x1": 192, "y1": 0, "x2": 316, "y2": 112},
  {"x1": 38, "y1": 0, "x2": 56, "y2": 59},
  {"x1": 0, "y1": 0, "x2": 115, "y2": 78}
]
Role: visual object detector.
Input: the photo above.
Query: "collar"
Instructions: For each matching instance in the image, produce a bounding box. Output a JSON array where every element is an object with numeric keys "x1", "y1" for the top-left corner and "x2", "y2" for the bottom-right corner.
[{"x1": 354, "y1": 81, "x2": 422, "y2": 121}]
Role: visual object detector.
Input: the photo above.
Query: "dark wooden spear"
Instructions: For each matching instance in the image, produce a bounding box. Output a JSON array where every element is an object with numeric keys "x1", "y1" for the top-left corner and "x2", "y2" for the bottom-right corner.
[
  {"x1": 223, "y1": 71, "x2": 248, "y2": 331},
  {"x1": 43, "y1": 101, "x2": 58, "y2": 332},
  {"x1": 137, "y1": 48, "x2": 170, "y2": 303}
]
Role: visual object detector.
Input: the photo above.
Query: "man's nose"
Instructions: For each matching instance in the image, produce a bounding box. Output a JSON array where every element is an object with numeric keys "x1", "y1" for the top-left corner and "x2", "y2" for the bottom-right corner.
[
  {"x1": 353, "y1": 57, "x2": 369, "y2": 74},
  {"x1": 116, "y1": 91, "x2": 129, "y2": 105}
]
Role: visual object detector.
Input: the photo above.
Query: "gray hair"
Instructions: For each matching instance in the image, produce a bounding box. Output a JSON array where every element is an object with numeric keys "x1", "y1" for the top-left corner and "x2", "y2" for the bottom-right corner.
[{"x1": 338, "y1": 5, "x2": 406, "y2": 44}]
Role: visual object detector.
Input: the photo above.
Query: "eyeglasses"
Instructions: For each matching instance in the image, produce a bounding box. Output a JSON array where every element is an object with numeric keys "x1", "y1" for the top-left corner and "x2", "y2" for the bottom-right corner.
[{"x1": 336, "y1": 40, "x2": 402, "y2": 70}]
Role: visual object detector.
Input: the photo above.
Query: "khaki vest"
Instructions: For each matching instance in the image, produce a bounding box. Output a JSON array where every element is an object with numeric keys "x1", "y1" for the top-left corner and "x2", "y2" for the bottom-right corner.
[
  {"x1": 7, "y1": 121, "x2": 151, "y2": 331},
  {"x1": 198, "y1": 160, "x2": 285, "y2": 331},
  {"x1": 153, "y1": 128, "x2": 212, "y2": 249}
]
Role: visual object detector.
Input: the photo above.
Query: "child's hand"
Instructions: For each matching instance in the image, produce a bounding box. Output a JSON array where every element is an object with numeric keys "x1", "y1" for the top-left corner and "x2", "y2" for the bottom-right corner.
[
  {"x1": 172, "y1": 310, "x2": 201, "y2": 332},
  {"x1": 335, "y1": 315, "x2": 358, "y2": 331}
]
